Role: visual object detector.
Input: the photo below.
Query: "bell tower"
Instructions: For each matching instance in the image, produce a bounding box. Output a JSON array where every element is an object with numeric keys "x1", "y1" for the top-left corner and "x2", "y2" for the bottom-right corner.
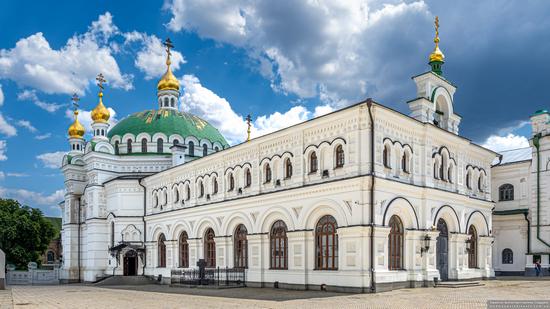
[
  {"x1": 156, "y1": 38, "x2": 180, "y2": 111},
  {"x1": 408, "y1": 16, "x2": 461, "y2": 135},
  {"x1": 67, "y1": 94, "x2": 86, "y2": 154}
]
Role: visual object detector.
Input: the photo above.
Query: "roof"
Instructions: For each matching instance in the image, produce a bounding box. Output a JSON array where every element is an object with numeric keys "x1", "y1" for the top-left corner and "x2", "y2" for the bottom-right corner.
[
  {"x1": 494, "y1": 209, "x2": 529, "y2": 216},
  {"x1": 45, "y1": 217, "x2": 62, "y2": 239},
  {"x1": 492, "y1": 147, "x2": 532, "y2": 166},
  {"x1": 108, "y1": 109, "x2": 229, "y2": 147}
]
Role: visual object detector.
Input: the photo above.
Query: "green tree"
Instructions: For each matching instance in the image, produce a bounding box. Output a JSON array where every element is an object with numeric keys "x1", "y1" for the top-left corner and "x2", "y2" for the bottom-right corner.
[{"x1": 0, "y1": 198, "x2": 56, "y2": 269}]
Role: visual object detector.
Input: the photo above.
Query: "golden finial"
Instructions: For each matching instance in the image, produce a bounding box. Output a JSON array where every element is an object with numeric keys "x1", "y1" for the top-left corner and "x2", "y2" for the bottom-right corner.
[
  {"x1": 157, "y1": 38, "x2": 180, "y2": 92},
  {"x1": 68, "y1": 93, "x2": 85, "y2": 138},
  {"x1": 246, "y1": 114, "x2": 252, "y2": 142},
  {"x1": 91, "y1": 73, "x2": 110, "y2": 123},
  {"x1": 429, "y1": 16, "x2": 445, "y2": 75}
]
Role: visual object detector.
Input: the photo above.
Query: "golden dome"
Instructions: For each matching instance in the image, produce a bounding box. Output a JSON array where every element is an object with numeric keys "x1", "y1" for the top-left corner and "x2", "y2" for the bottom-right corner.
[
  {"x1": 429, "y1": 38, "x2": 445, "y2": 63},
  {"x1": 91, "y1": 92, "x2": 110, "y2": 123},
  {"x1": 68, "y1": 111, "x2": 85, "y2": 138},
  {"x1": 429, "y1": 16, "x2": 445, "y2": 63},
  {"x1": 157, "y1": 65, "x2": 180, "y2": 92}
]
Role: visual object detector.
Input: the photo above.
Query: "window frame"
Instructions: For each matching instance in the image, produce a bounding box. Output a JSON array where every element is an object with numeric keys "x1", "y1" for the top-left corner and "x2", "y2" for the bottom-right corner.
[
  {"x1": 315, "y1": 215, "x2": 338, "y2": 270},
  {"x1": 388, "y1": 215, "x2": 404, "y2": 270},
  {"x1": 270, "y1": 220, "x2": 288, "y2": 270}
]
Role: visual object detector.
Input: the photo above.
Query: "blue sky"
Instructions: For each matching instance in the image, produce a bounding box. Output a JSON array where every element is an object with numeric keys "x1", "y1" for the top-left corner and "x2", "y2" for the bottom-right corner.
[{"x1": 0, "y1": 0, "x2": 549, "y2": 217}]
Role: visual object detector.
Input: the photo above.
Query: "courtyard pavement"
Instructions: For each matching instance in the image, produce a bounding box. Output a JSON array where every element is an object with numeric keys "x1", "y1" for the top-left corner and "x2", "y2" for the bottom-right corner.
[{"x1": 1, "y1": 278, "x2": 550, "y2": 308}]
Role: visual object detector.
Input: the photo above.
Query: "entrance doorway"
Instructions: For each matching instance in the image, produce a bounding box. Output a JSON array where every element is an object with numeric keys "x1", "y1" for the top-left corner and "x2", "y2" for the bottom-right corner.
[
  {"x1": 436, "y1": 218, "x2": 449, "y2": 281},
  {"x1": 123, "y1": 250, "x2": 138, "y2": 276}
]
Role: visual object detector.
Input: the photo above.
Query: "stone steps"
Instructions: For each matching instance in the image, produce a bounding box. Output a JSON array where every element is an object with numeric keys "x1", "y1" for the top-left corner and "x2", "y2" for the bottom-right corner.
[
  {"x1": 94, "y1": 276, "x2": 157, "y2": 286},
  {"x1": 435, "y1": 281, "x2": 483, "y2": 288}
]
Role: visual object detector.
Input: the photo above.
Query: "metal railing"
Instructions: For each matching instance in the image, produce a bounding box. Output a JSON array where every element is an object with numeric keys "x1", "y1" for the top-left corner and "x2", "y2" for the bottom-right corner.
[{"x1": 171, "y1": 267, "x2": 246, "y2": 286}]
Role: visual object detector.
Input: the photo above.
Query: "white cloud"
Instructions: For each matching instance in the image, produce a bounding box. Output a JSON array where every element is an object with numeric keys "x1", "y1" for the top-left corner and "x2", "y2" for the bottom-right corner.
[
  {"x1": 6, "y1": 172, "x2": 28, "y2": 177},
  {"x1": 181, "y1": 74, "x2": 330, "y2": 144},
  {"x1": 124, "y1": 32, "x2": 185, "y2": 79},
  {"x1": 165, "y1": 0, "x2": 431, "y2": 106},
  {"x1": 0, "y1": 84, "x2": 4, "y2": 106},
  {"x1": 0, "y1": 171, "x2": 4, "y2": 181},
  {"x1": 15, "y1": 119, "x2": 37, "y2": 133},
  {"x1": 35, "y1": 133, "x2": 51, "y2": 140},
  {"x1": 482, "y1": 133, "x2": 530, "y2": 152},
  {"x1": 0, "y1": 12, "x2": 132, "y2": 95},
  {"x1": 65, "y1": 106, "x2": 118, "y2": 136},
  {"x1": 0, "y1": 140, "x2": 7, "y2": 161},
  {"x1": 0, "y1": 113, "x2": 16, "y2": 137},
  {"x1": 313, "y1": 105, "x2": 334, "y2": 118},
  {"x1": 17, "y1": 90, "x2": 64, "y2": 113},
  {"x1": 0, "y1": 187, "x2": 64, "y2": 206},
  {"x1": 36, "y1": 151, "x2": 65, "y2": 169}
]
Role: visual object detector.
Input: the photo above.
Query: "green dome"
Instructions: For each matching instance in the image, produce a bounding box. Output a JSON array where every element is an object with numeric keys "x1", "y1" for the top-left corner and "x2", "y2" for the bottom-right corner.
[{"x1": 108, "y1": 109, "x2": 229, "y2": 147}]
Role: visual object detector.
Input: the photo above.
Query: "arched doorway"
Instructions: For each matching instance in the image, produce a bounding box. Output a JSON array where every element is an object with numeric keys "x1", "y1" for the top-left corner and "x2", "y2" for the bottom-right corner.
[
  {"x1": 436, "y1": 218, "x2": 449, "y2": 281},
  {"x1": 123, "y1": 250, "x2": 138, "y2": 276}
]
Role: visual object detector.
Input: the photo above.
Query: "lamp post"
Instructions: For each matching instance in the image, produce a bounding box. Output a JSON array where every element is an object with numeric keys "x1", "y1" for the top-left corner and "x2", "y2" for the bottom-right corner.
[{"x1": 421, "y1": 235, "x2": 431, "y2": 256}]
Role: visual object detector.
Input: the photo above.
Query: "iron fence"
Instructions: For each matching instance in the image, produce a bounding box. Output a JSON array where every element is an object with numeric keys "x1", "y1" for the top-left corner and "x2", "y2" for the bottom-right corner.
[{"x1": 171, "y1": 267, "x2": 246, "y2": 286}]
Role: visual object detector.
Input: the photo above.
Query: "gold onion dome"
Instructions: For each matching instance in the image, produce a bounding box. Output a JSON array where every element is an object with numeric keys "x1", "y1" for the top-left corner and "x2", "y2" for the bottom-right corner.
[
  {"x1": 68, "y1": 111, "x2": 85, "y2": 138},
  {"x1": 429, "y1": 16, "x2": 445, "y2": 63},
  {"x1": 91, "y1": 92, "x2": 110, "y2": 123},
  {"x1": 157, "y1": 60, "x2": 180, "y2": 91}
]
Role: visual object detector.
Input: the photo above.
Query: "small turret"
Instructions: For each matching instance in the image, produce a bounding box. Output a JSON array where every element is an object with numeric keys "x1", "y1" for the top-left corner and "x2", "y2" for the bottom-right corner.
[
  {"x1": 91, "y1": 73, "x2": 110, "y2": 142},
  {"x1": 530, "y1": 109, "x2": 549, "y2": 136},
  {"x1": 157, "y1": 38, "x2": 180, "y2": 111},
  {"x1": 429, "y1": 16, "x2": 445, "y2": 76},
  {"x1": 68, "y1": 94, "x2": 85, "y2": 154}
]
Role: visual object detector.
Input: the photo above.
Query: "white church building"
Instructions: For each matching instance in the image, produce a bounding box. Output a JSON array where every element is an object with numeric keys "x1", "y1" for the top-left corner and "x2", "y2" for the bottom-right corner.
[
  {"x1": 60, "y1": 21, "x2": 497, "y2": 292},
  {"x1": 491, "y1": 110, "x2": 550, "y2": 276}
]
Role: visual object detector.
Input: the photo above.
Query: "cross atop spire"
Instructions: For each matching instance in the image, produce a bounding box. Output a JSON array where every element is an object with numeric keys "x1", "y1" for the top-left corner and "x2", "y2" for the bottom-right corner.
[
  {"x1": 428, "y1": 16, "x2": 445, "y2": 75},
  {"x1": 434, "y1": 16, "x2": 440, "y2": 44},
  {"x1": 246, "y1": 114, "x2": 252, "y2": 142},
  {"x1": 163, "y1": 38, "x2": 174, "y2": 66},
  {"x1": 71, "y1": 93, "x2": 80, "y2": 113},
  {"x1": 96, "y1": 73, "x2": 106, "y2": 93}
]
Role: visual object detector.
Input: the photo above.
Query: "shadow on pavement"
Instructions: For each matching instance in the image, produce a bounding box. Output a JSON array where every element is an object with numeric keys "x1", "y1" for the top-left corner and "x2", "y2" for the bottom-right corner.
[{"x1": 102, "y1": 285, "x2": 355, "y2": 301}]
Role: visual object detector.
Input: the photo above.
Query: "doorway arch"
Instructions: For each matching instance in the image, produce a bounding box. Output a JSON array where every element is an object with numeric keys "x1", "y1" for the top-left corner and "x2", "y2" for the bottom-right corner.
[{"x1": 123, "y1": 250, "x2": 138, "y2": 276}]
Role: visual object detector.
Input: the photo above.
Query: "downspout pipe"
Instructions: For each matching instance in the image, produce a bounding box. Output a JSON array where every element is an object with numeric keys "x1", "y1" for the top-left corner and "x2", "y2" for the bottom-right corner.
[
  {"x1": 523, "y1": 212, "x2": 531, "y2": 253},
  {"x1": 77, "y1": 197, "x2": 81, "y2": 283},
  {"x1": 139, "y1": 179, "x2": 147, "y2": 276},
  {"x1": 366, "y1": 99, "x2": 376, "y2": 293},
  {"x1": 533, "y1": 134, "x2": 550, "y2": 248}
]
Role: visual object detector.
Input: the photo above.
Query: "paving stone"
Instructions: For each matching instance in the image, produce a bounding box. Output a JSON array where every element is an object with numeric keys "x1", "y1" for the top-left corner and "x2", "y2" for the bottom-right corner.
[{"x1": 6, "y1": 279, "x2": 550, "y2": 309}]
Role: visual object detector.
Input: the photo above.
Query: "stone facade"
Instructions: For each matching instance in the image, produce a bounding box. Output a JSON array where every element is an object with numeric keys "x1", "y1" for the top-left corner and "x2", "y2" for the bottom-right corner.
[{"x1": 60, "y1": 68, "x2": 496, "y2": 291}]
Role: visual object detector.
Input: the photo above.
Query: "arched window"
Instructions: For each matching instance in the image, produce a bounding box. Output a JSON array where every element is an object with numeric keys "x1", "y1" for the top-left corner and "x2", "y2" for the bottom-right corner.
[
  {"x1": 170, "y1": 98, "x2": 175, "y2": 107},
  {"x1": 127, "y1": 139, "x2": 132, "y2": 154},
  {"x1": 270, "y1": 220, "x2": 288, "y2": 269},
  {"x1": 47, "y1": 251, "x2": 55, "y2": 263},
  {"x1": 388, "y1": 215, "x2": 404, "y2": 270},
  {"x1": 448, "y1": 165, "x2": 454, "y2": 183},
  {"x1": 203, "y1": 144, "x2": 208, "y2": 156},
  {"x1": 199, "y1": 181, "x2": 204, "y2": 197},
  {"x1": 188, "y1": 141, "x2": 195, "y2": 156},
  {"x1": 284, "y1": 158, "x2": 292, "y2": 179},
  {"x1": 234, "y1": 224, "x2": 248, "y2": 269},
  {"x1": 310, "y1": 152, "x2": 318, "y2": 173},
  {"x1": 335, "y1": 145, "x2": 345, "y2": 168},
  {"x1": 186, "y1": 184, "x2": 191, "y2": 200},
  {"x1": 433, "y1": 161, "x2": 439, "y2": 179},
  {"x1": 164, "y1": 97, "x2": 169, "y2": 107},
  {"x1": 466, "y1": 171, "x2": 472, "y2": 189},
  {"x1": 502, "y1": 248, "x2": 513, "y2": 264},
  {"x1": 264, "y1": 163, "x2": 272, "y2": 183},
  {"x1": 114, "y1": 141, "x2": 119, "y2": 155},
  {"x1": 174, "y1": 187, "x2": 180, "y2": 203},
  {"x1": 383, "y1": 144, "x2": 391, "y2": 168},
  {"x1": 402, "y1": 152, "x2": 409, "y2": 173},
  {"x1": 245, "y1": 169, "x2": 251, "y2": 187},
  {"x1": 158, "y1": 234, "x2": 166, "y2": 267},
  {"x1": 468, "y1": 225, "x2": 478, "y2": 268},
  {"x1": 214, "y1": 146, "x2": 219, "y2": 152},
  {"x1": 204, "y1": 228, "x2": 216, "y2": 268},
  {"x1": 315, "y1": 215, "x2": 338, "y2": 270},
  {"x1": 173, "y1": 139, "x2": 179, "y2": 146},
  {"x1": 478, "y1": 173, "x2": 485, "y2": 192},
  {"x1": 228, "y1": 173, "x2": 235, "y2": 191},
  {"x1": 212, "y1": 178, "x2": 218, "y2": 194},
  {"x1": 157, "y1": 138, "x2": 163, "y2": 153},
  {"x1": 499, "y1": 184, "x2": 514, "y2": 201},
  {"x1": 141, "y1": 138, "x2": 148, "y2": 153},
  {"x1": 179, "y1": 231, "x2": 189, "y2": 268}
]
